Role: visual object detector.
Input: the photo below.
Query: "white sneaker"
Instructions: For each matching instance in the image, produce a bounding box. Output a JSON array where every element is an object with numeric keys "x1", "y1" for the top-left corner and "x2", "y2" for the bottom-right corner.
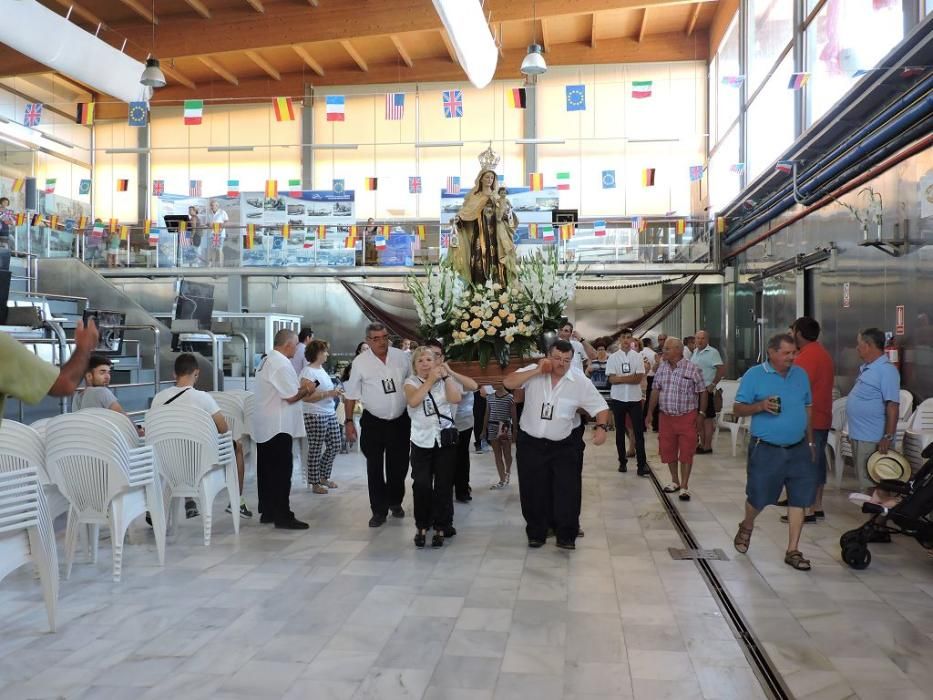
[{"x1": 662, "y1": 483, "x2": 680, "y2": 493}]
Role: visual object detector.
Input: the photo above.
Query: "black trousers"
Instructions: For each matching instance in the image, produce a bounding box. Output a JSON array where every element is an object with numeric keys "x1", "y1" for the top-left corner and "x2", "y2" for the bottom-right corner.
[
  {"x1": 516, "y1": 430, "x2": 581, "y2": 544},
  {"x1": 410, "y1": 443, "x2": 456, "y2": 529},
  {"x1": 360, "y1": 410, "x2": 411, "y2": 517},
  {"x1": 257, "y1": 432, "x2": 295, "y2": 524},
  {"x1": 610, "y1": 399, "x2": 648, "y2": 469},
  {"x1": 454, "y1": 427, "x2": 473, "y2": 500},
  {"x1": 472, "y1": 391, "x2": 486, "y2": 448},
  {"x1": 644, "y1": 376, "x2": 659, "y2": 431}
]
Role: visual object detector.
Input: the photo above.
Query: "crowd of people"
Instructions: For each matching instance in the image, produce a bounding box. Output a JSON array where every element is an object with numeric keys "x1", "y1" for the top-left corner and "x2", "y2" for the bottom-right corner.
[{"x1": 0, "y1": 314, "x2": 906, "y2": 569}]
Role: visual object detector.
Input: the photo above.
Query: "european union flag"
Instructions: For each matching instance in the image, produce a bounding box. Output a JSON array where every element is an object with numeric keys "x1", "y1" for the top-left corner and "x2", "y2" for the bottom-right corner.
[
  {"x1": 601, "y1": 170, "x2": 616, "y2": 189},
  {"x1": 332, "y1": 179, "x2": 345, "y2": 194},
  {"x1": 565, "y1": 84, "x2": 586, "y2": 112},
  {"x1": 127, "y1": 101, "x2": 148, "y2": 127}
]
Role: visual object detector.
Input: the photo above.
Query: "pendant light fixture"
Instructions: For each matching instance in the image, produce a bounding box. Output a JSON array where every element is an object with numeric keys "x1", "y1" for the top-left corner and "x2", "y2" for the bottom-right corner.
[
  {"x1": 521, "y1": 0, "x2": 547, "y2": 76},
  {"x1": 140, "y1": 1, "x2": 165, "y2": 88}
]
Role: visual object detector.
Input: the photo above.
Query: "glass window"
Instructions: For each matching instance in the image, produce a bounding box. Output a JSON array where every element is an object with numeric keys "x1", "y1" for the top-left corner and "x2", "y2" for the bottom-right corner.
[
  {"x1": 747, "y1": 0, "x2": 794, "y2": 92},
  {"x1": 747, "y1": 53, "x2": 795, "y2": 181},
  {"x1": 708, "y1": 125, "x2": 740, "y2": 213},
  {"x1": 716, "y1": 16, "x2": 741, "y2": 143},
  {"x1": 806, "y1": 0, "x2": 903, "y2": 125}
]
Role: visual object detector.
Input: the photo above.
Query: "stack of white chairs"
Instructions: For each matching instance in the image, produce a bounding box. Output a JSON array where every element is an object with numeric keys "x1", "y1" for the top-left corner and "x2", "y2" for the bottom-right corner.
[
  {"x1": 0, "y1": 420, "x2": 70, "y2": 523},
  {"x1": 45, "y1": 413, "x2": 166, "y2": 582},
  {"x1": 213, "y1": 390, "x2": 256, "y2": 472},
  {"x1": 145, "y1": 405, "x2": 240, "y2": 545},
  {"x1": 827, "y1": 397, "x2": 848, "y2": 489},
  {"x1": 29, "y1": 417, "x2": 52, "y2": 439},
  {"x1": 895, "y1": 389, "x2": 915, "y2": 449},
  {"x1": 715, "y1": 379, "x2": 749, "y2": 457},
  {"x1": 903, "y1": 398, "x2": 933, "y2": 473},
  {"x1": 0, "y1": 467, "x2": 59, "y2": 631}
]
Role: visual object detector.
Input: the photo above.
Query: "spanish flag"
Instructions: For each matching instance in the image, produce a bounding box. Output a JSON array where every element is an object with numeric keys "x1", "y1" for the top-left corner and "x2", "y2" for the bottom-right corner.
[
  {"x1": 265, "y1": 179, "x2": 278, "y2": 198},
  {"x1": 346, "y1": 225, "x2": 357, "y2": 248},
  {"x1": 120, "y1": 224, "x2": 129, "y2": 241},
  {"x1": 273, "y1": 96, "x2": 295, "y2": 122},
  {"x1": 282, "y1": 223, "x2": 290, "y2": 238},
  {"x1": 16, "y1": 212, "x2": 26, "y2": 226},
  {"x1": 528, "y1": 172, "x2": 543, "y2": 191},
  {"x1": 365, "y1": 177, "x2": 378, "y2": 191},
  {"x1": 109, "y1": 218, "x2": 119, "y2": 233},
  {"x1": 528, "y1": 223, "x2": 538, "y2": 239},
  {"x1": 716, "y1": 216, "x2": 726, "y2": 234},
  {"x1": 178, "y1": 220, "x2": 187, "y2": 233},
  {"x1": 212, "y1": 222, "x2": 222, "y2": 234},
  {"x1": 416, "y1": 224, "x2": 426, "y2": 240},
  {"x1": 31, "y1": 213, "x2": 43, "y2": 226},
  {"x1": 318, "y1": 225, "x2": 326, "y2": 239},
  {"x1": 245, "y1": 223, "x2": 255, "y2": 249},
  {"x1": 675, "y1": 218, "x2": 686, "y2": 235},
  {"x1": 77, "y1": 215, "x2": 87, "y2": 229},
  {"x1": 49, "y1": 214, "x2": 59, "y2": 229},
  {"x1": 11, "y1": 178, "x2": 25, "y2": 193},
  {"x1": 382, "y1": 224, "x2": 391, "y2": 237},
  {"x1": 560, "y1": 223, "x2": 574, "y2": 240}
]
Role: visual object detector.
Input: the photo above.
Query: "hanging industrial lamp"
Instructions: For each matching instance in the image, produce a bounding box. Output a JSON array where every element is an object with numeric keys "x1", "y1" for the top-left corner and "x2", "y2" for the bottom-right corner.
[
  {"x1": 520, "y1": 0, "x2": 547, "y2": 76},
  {"x1": 139, "y1": 1, "x2": 165, "y2": 88}
]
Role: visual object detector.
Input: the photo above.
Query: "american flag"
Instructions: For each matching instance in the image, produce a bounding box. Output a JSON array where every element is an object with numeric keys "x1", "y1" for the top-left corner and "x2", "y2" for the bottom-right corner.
[
  {"x1": 442, "y1": 90, "x2": 463, "y2": 118},
  {"x1": 385, "y1": 93, "x2": 405, "y2": 120},
  {"x1": 408, "y1": 176, "x2": 422, "y2": 194},
  {"x1": 24, "y1": 103, "x2": 43, "y2": 127},
  {"x1": 446, "y1": 176, "x2": 460, "y2": 194},
  {"x1": 152, "y1": 179, "x2": 165, "y2": 196},
  {"x1": 189, "y1": 179, "x2": 202, "y2": 197}
]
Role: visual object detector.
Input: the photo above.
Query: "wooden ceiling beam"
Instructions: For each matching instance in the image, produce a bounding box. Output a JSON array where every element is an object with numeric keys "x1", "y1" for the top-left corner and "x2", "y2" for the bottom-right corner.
[
  {"x1": 438, "y1": 30, "x2": 458, "y2": 63},
  {"x1": 245, "y1": 0, "x2": 265, "y2": 12},
  {"x1": 590, "y1": 13, "x2": 598, "y2": 48},
  {"x1": 685, "y1": 2, "x2": 701, "y2": 35},
  {"x1": 539, "y1": 18, "x2": 551, "y2": 52},
  {"x1": 245, "y1": 50, "x2": 281, "y2": 80},
  {"x1": 291, "y1": 45, "x2": 325, "y2": 76},
  {"x1": 197, "y1": 56, "x2": 239, "y2": 85},
  {"x1": 117, "y1": 0, "x2": 158, "y2": 24},
  {"x1": 182, "y1": 0, "x2": 211, "y2": 19},
  {"x1": 47, "y1": 0, "x2": 102, "y2": 27},
  {"x1": 161, "y1": 64, "x2": 196, "y2": 90},
  {"x1": 117, "y1": 0, "x2": 716, "y2": 60},
  {"x1": 150, "y1": 31, "x2": 709, "y2": 100},
  {"x1": 340, "y1": 39, "x2": 369, "y2": 72},
  {"x1": 637, "y1": 8, "x2": 649, "y2": 42},
  {"x1": 389, "y1": 35, "x2": 414, "y2": 68}
]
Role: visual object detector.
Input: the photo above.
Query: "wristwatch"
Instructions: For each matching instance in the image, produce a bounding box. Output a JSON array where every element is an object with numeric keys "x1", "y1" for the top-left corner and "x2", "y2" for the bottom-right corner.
[{"x1": 883, "y1": 433, "x2": 894, "y2": 440}]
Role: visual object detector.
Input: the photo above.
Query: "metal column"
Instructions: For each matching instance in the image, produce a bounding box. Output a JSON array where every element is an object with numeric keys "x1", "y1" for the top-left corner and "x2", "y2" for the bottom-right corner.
[
  {"x1": 523, "y1": 81, "x2": 538, "y2": 174},
  {"x1": 302, "y1": 84, "x2": 314, "y2": 189}
]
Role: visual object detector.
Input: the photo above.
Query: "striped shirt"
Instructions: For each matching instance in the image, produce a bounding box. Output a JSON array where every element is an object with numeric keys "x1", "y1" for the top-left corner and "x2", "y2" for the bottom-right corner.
[
  {"x1": 652, "y1": 358, "x2": 706, "y2": 416},
  {"x1": 486, "y1": 392, "x2": 514, "y2": 426}
]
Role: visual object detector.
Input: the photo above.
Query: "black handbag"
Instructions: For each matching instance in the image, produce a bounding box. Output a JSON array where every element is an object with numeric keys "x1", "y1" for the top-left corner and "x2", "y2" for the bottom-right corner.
[{"x1": 426, "y1": 385, "x2": 459, "y2": 448}]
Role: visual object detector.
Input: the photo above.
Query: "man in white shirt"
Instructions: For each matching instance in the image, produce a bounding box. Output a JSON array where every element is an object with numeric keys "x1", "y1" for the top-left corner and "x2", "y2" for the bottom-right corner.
[
  {"x1": 607, "y1": 328, "x2": 649, "y2": 476},
  {"x1": 343, "y1": 322, "x2": 412, "y2": 527},
  {"x1": 504, "y1": 340, "x2": 609, "y2": 550},
  {"x1": 151, "y1": 353, "x2": 252, "y2": 518},
  {"x1": 642, "y1": 336, "x2": 661, "y2": 432},
  {"x1": 208, "y1": 200, "x2": 228, "y2": 267},
  {"x1": 558, "y1": 321, "x2": 596, "y2": 373},
  {"x1": 254, "y1": 330, "x2": 311, "y2": 529}
]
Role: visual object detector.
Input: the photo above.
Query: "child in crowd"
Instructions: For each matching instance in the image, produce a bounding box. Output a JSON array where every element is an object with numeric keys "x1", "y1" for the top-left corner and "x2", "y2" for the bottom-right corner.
[{"x1": 483, "y1": 383, "x2": 517, "y2": 489}]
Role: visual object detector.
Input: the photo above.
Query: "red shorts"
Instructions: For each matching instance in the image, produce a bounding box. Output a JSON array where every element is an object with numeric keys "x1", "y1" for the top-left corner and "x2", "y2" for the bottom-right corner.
[{"x1": 659, "y1": 411, "x2": 698, "y2": 465}]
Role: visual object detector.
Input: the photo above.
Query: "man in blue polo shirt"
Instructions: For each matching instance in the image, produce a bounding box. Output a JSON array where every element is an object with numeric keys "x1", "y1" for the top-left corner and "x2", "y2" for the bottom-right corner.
[
  {"x1": 731, "y1": 333, "x2": 816, "y2": 571},
  {"x1": 846, "y1": 327, "x2": 900, "y2": 492}
]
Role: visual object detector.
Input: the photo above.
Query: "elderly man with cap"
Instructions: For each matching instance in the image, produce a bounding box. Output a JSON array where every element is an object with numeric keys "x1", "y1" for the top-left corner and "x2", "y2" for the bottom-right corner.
[
  {"x1": 254, "y1": 329, "x2": 312, "y2": 529},
  {"x1": 504, "y1": 339, "x2": 610, "y2": 550},
  {"x1": 731, "y1": 333, "x2": 817, "y2": 571}
]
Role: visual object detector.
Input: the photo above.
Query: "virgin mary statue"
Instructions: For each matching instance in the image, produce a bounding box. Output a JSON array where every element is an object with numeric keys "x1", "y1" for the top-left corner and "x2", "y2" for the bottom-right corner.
[{"x1": 449, "y1": 168, "x2": 518, "y2": 285}]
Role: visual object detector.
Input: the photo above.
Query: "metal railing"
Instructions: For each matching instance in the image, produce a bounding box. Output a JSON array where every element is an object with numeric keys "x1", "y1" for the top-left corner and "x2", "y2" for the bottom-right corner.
[{"x1": 3, "y1": 218, "x2": 718, "y2": 272}]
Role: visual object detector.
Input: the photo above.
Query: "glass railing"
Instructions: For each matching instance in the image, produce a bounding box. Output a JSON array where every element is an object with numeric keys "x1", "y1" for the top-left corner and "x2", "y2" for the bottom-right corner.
[{"x1": 1, "y1": 218, "x2": 717, "y2": 271}]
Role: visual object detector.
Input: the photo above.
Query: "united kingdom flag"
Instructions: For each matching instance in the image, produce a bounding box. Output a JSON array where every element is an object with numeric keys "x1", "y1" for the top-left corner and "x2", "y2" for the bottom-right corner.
[
  {"x1": 442, "y1": 90, "x2": 463, "y2": 119},
  {"x1": 24, "y1": 103, "x2": 43, "y2": 127}
]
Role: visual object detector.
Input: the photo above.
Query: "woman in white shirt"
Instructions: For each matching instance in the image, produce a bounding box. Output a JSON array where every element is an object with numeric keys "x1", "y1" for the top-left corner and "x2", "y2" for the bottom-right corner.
[
  {"x1": 299, "y1": 340, "x2": 343, "y2": 493},
  {"x1": 403, "y1": 347, "x2": 462, "y2": 548}
]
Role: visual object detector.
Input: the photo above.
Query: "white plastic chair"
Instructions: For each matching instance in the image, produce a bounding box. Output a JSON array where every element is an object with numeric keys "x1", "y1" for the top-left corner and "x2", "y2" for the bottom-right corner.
[
  {"x1": 45, "y1": 414, "x2": 166, "y2": 582},
  {"x1": 145, "y1": 405, "x2": 240, "y2": 545},
  {"x1": 0, "y1": 420, "x2": 70, "y2": 523},
  {"x1": 826, "y1": 397, "x2": 848, "y2": 489},
  {"x1": 0, "y1": 467, "x2": 59, "y2": 631},
  {"x1": 715, "y1": 379, "x2": 748, "y2": 457},
  {"x1": 903, "y1": 399, "x2": 933, "y2": 473},
  {"x1": 213, "y1": 390, "x2": 257, "y2": 474},
  {"x1": 894, "y1": 389, "x2": 914, "y2": 450}
]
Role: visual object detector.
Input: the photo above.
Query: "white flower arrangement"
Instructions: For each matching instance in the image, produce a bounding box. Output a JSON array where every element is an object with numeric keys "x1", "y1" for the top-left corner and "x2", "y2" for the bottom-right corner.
[{"x1": 515, "y1": 248, "x2": 580, "y2": 333}]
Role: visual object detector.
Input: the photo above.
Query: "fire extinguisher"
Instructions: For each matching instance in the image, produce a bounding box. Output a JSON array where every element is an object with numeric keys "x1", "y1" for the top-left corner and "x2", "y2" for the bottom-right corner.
[{"x1": 885, "y1": 333, "x2": 900, "y2": 370}]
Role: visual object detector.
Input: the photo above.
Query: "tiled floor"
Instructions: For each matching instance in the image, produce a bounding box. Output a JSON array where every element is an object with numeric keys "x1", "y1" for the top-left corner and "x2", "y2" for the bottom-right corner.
[{"x1": 0, "y1": 429, "x2": 930, "y2": 699}]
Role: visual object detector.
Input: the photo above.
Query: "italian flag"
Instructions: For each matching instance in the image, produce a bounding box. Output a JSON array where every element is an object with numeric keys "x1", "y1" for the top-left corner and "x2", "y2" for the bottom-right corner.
[
  {"x1": 556, "y1": 172, "x2": 570, "y2": 191},
  {"x1": 632, "y1": 81, "x2": 653, "y2": 99},
  {"x1": 184, "y1": 99, "x2": 203, "y2": 125},
  {"x1": 288, "y1": 179, "x2": 302, "y2": 197}
]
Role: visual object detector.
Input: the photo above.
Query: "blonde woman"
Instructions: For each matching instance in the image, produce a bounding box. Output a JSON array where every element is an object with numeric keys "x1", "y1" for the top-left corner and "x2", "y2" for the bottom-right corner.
[{"x1": 403, "y1": 346, "x2": 462, "y2": 548}]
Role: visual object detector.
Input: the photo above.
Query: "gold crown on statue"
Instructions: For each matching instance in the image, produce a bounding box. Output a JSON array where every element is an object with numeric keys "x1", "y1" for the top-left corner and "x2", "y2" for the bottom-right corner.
[{"x1": 478, "y1": 145, "x2": 500, "y2": 171}]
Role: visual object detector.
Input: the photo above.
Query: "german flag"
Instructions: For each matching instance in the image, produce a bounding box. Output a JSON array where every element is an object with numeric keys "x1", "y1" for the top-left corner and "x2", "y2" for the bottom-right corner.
[
  {"x1": 116, "y1": 179, "x2": 129, "y2": 192},
  {"x1": 273, "y1": 96, "x2": 295, "y2": 122},
  {"x1": 641, "y1": 168, "x2": 655, "y2": 187},
  {"x1": 76, "y1": 102, "x2": 95, "y2": 125},
  {"x1": 509, "y1": 87, "x2": 526, "y2": 109},
  {"x1": 365, "y1": 177, "x2": 378, "y2": 191},
  {"x1": 528, "y1": 172, "x2": 543, "y2": 191},
  {"x1": 265, "y1": 179, "x2": 278, "y2": 198}
]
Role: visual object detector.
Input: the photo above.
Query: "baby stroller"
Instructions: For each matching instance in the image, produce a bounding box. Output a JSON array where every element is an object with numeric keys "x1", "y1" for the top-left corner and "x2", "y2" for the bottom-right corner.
[{"x1": 840, "y1": 442, "x2": 933, "y2": 569}]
